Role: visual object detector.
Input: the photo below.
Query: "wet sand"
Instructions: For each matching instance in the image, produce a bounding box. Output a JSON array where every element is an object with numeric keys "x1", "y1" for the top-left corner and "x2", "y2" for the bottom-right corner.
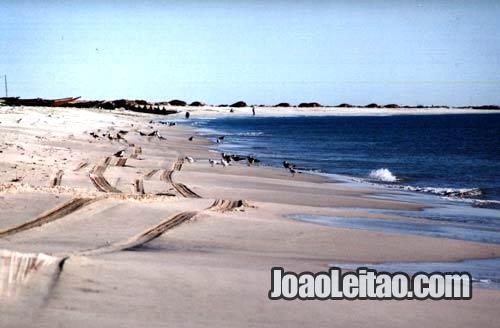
[{"x1": 0, "y1": 106, "x2": 499, "y2": 327}]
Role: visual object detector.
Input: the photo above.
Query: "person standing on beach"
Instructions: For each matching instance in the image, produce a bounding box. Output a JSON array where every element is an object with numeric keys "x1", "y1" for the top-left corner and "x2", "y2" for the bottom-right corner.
[{"x1": 252, "y1": 106, "x2": 256, "y2": 116}]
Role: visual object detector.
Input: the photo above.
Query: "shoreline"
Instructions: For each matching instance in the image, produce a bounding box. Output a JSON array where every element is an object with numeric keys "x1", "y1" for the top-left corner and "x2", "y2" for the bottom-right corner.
[
  {"x1": 168, "y1": 105, "x2": 499, "y2": 118},
  {"x1": 1, "y1": 106, "x2": 499, "y2": 327},
  {"x1": 182, "y1": 115, "x2": 500, "y2": 207}
]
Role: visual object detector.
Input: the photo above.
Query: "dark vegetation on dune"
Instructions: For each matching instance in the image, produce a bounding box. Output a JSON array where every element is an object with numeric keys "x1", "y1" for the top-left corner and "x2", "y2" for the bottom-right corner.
[
  {"x1": 298, "y1": 102, "x2": 322, "y2": 108},
  {"x1": 168, "y1": 99, "x2": 187, "y2": 106},
  {"x1": 230, "y1": 101, "x2": 247, "y2": 107},
  {"x1": 189, "y1": 101, "x2": 206, "y2": 106},
  {"x1": 1, "y1": 97, "x2": 499, "y2": 112}
]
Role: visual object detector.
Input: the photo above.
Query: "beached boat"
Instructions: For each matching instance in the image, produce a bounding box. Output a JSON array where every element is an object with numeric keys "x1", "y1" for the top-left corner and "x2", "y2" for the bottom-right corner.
[{"x1": 51, "y1": 96, "x2": 81, "y2": 107}]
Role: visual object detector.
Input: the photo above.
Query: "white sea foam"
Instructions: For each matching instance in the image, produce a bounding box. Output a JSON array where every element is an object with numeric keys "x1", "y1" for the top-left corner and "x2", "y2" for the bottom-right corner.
[
  {"x1": 363, "y1": 169, "x2": 484, "y2": 200},
  {"x1": 368, "y1": 168, "x2": 398, "y2": 182},
  {"x1": 397, "y1": 185, "x2": 483, "y2": 198},
  {"x1": 471, "y1": 199, "x2": 500, "y2": 209},
  {"x1": 234, "y1": 131, "x2": 264, "y2": 136}
]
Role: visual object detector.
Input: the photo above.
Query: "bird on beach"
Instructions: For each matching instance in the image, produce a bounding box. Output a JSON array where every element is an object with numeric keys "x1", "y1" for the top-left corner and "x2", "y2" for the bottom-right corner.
[
  {"x1": 185, "y1": 156, "x2": 195, "y2": 163},
  {"x1": 139, "y1": 130, "x2": 158, "y2": 137},
  {"x1": 289, "y1": 167, "x2": 297, "y2": 177},
  {"x1": 155, "y1": 131, "x2": 167, "y2": 140},
  {"x1": 221, "y1": 158, "x2": 229, "y2": 167},
  {"x1": 113, "y1": 149, "x2": 126, "y2": 157},
  {"x1": 230, "y1": 154, "x2": 246, "y2": 162},
  {"x1": 221, "y1": 153, "x2": 232, "y2": 163},
  {"x1": 116, "y1": 133, "x2": 127, "y2": 142},
  {"x1": 209, "y1": 158, "x2": 217, "y2": 167},
  {"x1": 188, "y1": 136, "x2": 194, "y2": 141},
  {"x1": 283, "y1": 160, "x2": 296, "y2": 169},
  {"x1": 247, "y1": 156, "x2": 260, "y2": 166},
  {"x1": 216, "y1": 136, "x2": 225, "y2": 144}
]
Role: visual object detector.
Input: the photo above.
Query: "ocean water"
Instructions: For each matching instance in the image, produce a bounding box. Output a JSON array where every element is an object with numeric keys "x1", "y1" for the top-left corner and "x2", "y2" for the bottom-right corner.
[
  {"x1": 180, "y1": 113, "x2": 500, "y2": 289},
  {"x1": 189, "y1": 114, "x2": 500, "y2": 202},
  {"x1": 330, "y1": 258, "x2": 500, "y2": 289},
  {"x1": 290, "y1": 214, "x2": 500, "y2": 245}
]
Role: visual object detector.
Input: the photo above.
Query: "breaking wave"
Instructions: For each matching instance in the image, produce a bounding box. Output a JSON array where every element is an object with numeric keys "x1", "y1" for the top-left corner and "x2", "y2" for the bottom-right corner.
[
  {"x1": 472, "y1": 200, "x2": 500, "y2": 209},
  {"x1": 394, "y1": 185, "x2": 483, "y2": 198},
  {"x1": 365, "y1": 169, "x2": 484, "y2": 200},
  {"x1": 368, "y1": 168, "x2": 398, "y2": 182}
]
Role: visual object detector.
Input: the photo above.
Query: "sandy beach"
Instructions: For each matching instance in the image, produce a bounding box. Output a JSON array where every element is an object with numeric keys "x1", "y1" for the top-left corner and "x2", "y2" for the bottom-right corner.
[{"x1": 1, "y1": 105, "x2": 499, "y2": 327}]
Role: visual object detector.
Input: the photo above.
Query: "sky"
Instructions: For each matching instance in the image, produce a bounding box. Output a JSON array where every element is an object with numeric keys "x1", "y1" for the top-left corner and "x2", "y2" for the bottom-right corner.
[{"x1": 1, "y1": 0, "x2": 500, "y2": 106}]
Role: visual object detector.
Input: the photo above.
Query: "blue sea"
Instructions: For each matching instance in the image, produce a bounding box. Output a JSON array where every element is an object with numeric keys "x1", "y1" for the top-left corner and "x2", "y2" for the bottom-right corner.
[
  {"x1": 177, "y1": 113, "x2": 500, "y2": 288},
  {"x1": 188, "y1": 114, "x2": 500, "y2": 203}
]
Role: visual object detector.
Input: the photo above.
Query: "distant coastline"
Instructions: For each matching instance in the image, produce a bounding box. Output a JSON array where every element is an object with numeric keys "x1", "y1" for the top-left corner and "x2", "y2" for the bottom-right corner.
[{"x1": 1, "y1": 96, "x2": 499, "y2": 114}]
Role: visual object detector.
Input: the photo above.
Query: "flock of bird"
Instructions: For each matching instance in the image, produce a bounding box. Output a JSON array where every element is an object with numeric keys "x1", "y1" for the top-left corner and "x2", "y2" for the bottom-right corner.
[
  {"x1": 88, "y1": 129, "x2": 129, "y2": 142},
  {"x1": 206, "y1": 154, "x2": 297, "y2": 176},
  {"x1": 90, "y1": 126, "x2": 298, "y2": 177},
  {"x1": 208, "y1": 153, "x2": 260, "y2": 167}
]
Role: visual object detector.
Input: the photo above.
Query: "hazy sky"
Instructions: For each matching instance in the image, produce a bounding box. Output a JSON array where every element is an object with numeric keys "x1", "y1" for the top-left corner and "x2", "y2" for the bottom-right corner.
[{"x1": 1, "y1": 0, "x2": 500, "y2": 105}]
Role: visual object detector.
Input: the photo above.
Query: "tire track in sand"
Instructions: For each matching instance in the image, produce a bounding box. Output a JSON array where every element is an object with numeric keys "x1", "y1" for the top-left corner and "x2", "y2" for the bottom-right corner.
[
  {"x1": 73, "y1": 161, "x2": 89, "y2": 172},
  {"x1": 48, "y1": 170, "x2": 64, "y2": 187},
  {"x1": 143, "y1": 169, "x2": 159, "y2": 180},
  {"x1": 206, "y1": 199, "x2": 253, "y2": 212},
  {"x1": 77, "y1": 211, "x2": 199, "y2": 255},
  {"x1": 75, "y1": 198, "x2": 251, "y2": 256},
  {"x1": 134, "y1": 179, "x2": 145, "y2": 195},
  {"x1": 89, "y1": 157, "x2": 121, "y2": 193},
  {"x1": 0, "y1": 198, "x2": 251, "y2": 304},
  {"x1": 0, "y1": 197, "x2": 97, "y2": 238},
  {"x1": 160, "y1": 157, "x2": 201, "y2": 198}
]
